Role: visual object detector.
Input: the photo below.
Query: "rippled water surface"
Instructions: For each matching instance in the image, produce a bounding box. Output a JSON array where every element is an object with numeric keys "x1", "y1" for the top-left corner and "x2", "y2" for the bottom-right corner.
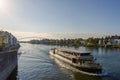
[{"x1": 16, "y1": 43, "x2": 120, "y2": 80}]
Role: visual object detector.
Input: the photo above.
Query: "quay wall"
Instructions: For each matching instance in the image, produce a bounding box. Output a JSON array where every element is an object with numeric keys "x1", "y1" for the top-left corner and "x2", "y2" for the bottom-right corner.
[{"x1": 0, "y1": 50, "x2": 18, "y2": 80}]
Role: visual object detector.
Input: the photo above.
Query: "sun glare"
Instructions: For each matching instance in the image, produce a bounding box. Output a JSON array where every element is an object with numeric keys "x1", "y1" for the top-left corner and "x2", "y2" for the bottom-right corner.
[
  {"x1": 0, "y1": 0, "x2": 4, "y2": 8},
  {"x1": 0, "y1": 0, "x2": 7, "y2": 9}
]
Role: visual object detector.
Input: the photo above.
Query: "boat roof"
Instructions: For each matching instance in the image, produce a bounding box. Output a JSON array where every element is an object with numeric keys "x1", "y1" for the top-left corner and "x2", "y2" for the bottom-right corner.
[{"x1": 56, "y1": 48, "x2": 91, "y2": 55}]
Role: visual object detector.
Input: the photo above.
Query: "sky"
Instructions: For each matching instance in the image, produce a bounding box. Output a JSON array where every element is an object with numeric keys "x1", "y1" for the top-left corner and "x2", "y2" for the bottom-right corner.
[{"x1": 0, "y1": 0, "x2": 120, "y2": 39}]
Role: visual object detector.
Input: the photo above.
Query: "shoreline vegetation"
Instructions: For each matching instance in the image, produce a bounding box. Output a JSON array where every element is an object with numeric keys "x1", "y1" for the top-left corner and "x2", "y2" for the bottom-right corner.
[{"x1": 20, "y1": 35, "x2": 120, "y2": 49}]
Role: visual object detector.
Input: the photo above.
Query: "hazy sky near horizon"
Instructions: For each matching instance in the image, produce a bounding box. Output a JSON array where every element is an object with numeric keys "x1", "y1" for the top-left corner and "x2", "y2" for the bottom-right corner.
[{"x1": 0, "y1": 0, "x2": 120, "y2": 39}]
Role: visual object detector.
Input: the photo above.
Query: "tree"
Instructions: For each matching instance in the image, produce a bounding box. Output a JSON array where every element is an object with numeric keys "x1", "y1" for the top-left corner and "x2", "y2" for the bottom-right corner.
[{"x1": 104, "y1": 36, "x2": 109, "y2": 44}]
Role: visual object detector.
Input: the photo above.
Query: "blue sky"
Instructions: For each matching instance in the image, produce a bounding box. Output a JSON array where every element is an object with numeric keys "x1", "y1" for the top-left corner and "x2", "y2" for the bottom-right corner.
[{"x1": 0, "y1": 0, "x2": 120, "y2": 38}]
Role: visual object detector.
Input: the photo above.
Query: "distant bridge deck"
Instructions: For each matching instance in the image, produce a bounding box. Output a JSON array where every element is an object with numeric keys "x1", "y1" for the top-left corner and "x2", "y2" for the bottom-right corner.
[{"x1": 18, "y1": 37, "x2": 48, "y2": 41}]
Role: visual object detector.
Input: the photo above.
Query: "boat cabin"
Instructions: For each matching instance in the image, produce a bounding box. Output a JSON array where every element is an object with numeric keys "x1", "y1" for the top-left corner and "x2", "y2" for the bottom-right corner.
[{"x1": 52, "y1": 48, "x2": 95, "y2": 65}]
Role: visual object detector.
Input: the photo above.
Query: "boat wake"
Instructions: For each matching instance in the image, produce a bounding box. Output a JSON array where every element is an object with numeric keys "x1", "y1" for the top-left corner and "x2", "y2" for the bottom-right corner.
[{"x1": 100, "y1": 70, "x2": 108, "y2": 77}]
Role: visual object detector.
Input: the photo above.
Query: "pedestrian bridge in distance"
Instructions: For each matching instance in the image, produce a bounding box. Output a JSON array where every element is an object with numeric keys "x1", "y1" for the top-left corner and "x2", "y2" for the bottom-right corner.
[{"x1": 18, "y1": 36, "x2": 48, "y2": 41}]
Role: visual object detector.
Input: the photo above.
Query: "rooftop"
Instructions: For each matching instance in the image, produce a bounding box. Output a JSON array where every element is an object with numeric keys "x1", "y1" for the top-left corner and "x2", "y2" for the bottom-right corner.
[{"x1": 57, "y1": 48, "x2": 91, "y2": 55}]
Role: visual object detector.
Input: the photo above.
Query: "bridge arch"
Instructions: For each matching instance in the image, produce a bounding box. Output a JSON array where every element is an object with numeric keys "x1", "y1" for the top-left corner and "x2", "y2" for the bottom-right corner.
[{"x1": 18, "y1": 37, "x2": 47, "y2": 41}]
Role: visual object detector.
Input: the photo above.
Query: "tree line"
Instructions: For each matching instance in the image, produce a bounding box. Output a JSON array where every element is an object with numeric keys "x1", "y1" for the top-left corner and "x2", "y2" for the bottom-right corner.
[
  {"x1": 27, "y1": 35, "x2": 120, "y2": 48},
  {"x1": 29, "y1": 38, "x2": 82, "y2": 48}
]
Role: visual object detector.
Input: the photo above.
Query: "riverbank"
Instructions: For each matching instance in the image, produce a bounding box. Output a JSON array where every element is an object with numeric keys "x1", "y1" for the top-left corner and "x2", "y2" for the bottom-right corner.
[
  {"x1": 21, "y1": 35, "x2": 120, "y2": 49},
  {"x1": 26, "y1": 40, "x2": 120, "y2": 49}
]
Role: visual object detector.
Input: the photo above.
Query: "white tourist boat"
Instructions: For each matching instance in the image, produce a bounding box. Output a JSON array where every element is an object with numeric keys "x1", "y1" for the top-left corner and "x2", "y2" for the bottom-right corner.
[{"x1": 49, "y1": 48, "x2": 105, "y2": 76}]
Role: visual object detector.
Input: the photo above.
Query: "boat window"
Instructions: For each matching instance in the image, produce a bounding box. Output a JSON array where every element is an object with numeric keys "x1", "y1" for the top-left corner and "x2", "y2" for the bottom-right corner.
[
  {"x1": 80, "y1": 53, "x2": 90, "y2": 56},
  {"x1": 72, "y1": 58, "x2": 78, "y2": 63},
  {"x1": 56, "y1": 52, "x2": 71, "y2": 60}
]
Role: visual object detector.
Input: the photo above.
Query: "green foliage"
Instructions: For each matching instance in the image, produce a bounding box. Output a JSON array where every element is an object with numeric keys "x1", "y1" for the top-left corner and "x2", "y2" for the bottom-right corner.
[
  {"x1": 0, "y1": 42, "x2": 5, "y2": 47},
  {"x1": 28, "y1": 35, "x2": 120, "y2": 49},
  {"x1": 104, "y1": 36, "x2": 109, "y2": 44},
  {"x1": 86, "y1": 43, "x2": 97, "y2": 47},
  {"x1": 29, "y1": 38, "x2": 82, "y2": 47}
]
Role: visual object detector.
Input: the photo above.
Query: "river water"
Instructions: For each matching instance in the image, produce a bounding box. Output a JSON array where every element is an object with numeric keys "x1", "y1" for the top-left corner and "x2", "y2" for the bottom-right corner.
[{"x1": 10, "y1": 43, "x2": 120, "y2": 80}]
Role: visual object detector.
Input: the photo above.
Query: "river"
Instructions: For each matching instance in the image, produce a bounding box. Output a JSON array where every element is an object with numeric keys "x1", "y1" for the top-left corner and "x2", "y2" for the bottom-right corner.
[{"x1": 8, "y1": 43, "x2": 120, "y2": 80}]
